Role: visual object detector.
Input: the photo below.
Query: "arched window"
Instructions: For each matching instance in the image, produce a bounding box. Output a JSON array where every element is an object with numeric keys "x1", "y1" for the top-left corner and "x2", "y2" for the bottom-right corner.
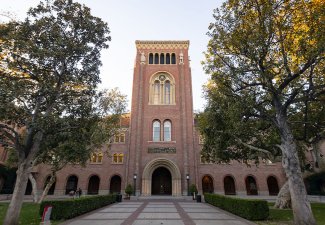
[
  {"x1": 245, "y1": 176, "x2": 258, "y2": 195},
  {"x1": 149, "y1": 73, "x2": 175, "y2": 105},
  {"x1": 153, "y1": 120, "x2": 161, "y2": 141},
  {"x1": 171, "y1": 53, "x2": 176, "y2": 64},
  {"x1": 166, "y1": 53, "x2": 170, "y2": 64},
  {"x1": 153, "y1": 80, "x2": 160, "y2": 104},
  {"x1": 160, "y1": 53, "x2": 165, "y2": 64},
  {"x1": 154, "y1": 53, "x2": 159, "y2": 64},
  {"x1": 149, "y1": 53, "x2": 153, "y2": 64},
  {"x1": 164, "y1": 81, "x2": 171, "y2": 104},
  {"x1": 267, "y1": 176, "x2": 279, "y2": 196},
  {"x1": 163, "y1": 120, "x2": 171, "y2": 141}
]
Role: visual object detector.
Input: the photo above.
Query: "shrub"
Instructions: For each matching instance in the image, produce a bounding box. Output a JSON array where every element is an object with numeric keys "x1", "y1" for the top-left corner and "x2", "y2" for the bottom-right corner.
[
  {"x1": 204, "y1": 193, "x2": 269, "y2": 220},
  {"x1": 125, "y1": 184, "x2": 133, "y2": 197},
  {"x1": 39, "y1": 194, "x2": 116, "y2": 220},
  {"x1": 189, "y1": 184, "x2": 198, "y2": 195}
]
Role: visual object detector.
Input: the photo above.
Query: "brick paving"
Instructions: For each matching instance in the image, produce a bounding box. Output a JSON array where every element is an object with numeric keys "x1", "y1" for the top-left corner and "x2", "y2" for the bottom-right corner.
[{"x1": 61, "y1": 200, "x2": 256, "y2": 225}]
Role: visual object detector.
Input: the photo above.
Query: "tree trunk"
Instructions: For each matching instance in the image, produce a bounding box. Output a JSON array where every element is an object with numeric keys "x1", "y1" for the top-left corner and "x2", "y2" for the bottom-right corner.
[
  {"x1": 277, "y1": 110, "x2": 316, "y2": 225},
  {"x1": 3, "y1": 161, "x2": 32, "y2": 225},
  {"x1": 274, "y1": 181, "x2": 291, "y2": 209},
  {"x1": 38, "y1": 175, "x2": 56, "y2": 203},
  {"x1": 28, "y1": 173, "x2": 38, "y2": 203}
]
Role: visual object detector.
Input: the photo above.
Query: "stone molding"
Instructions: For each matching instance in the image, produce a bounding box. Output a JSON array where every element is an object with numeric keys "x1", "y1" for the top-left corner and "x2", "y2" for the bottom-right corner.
[{"x1": 136, "y1": 40, "x2": 189, "y2": 49}]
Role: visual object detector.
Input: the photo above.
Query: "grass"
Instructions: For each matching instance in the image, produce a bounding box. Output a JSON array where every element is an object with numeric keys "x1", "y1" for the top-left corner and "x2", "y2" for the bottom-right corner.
[
  {"x1": 0, "y1": 203, "x2": 63, "y2": 225},
  {"x1": 255, "y1": 202, "x2": 325, "y2": 225}
]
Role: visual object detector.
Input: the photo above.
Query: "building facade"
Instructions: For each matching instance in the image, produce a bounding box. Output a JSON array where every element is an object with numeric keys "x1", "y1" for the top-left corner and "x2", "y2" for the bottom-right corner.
[{"x1": 28, "y1": 41, "x2": 288, "y2": 197}]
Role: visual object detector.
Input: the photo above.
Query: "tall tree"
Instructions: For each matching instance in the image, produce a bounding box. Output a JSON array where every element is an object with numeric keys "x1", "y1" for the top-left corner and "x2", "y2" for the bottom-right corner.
[
  {"x1": 0, "y1": 0, "x2": 111, "y2": 224},
  {"x1": 201, "y1": 0, "x2": 324, "y2": 224}
]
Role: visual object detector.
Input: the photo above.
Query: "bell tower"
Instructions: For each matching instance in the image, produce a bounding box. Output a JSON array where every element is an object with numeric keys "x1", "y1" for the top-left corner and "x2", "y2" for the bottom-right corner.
[{"x1": 127, "y1": 40, "x2": 197, "y2": 196}]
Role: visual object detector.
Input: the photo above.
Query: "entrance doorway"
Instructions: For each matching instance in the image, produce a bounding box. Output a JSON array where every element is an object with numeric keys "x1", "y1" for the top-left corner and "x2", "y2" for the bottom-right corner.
[
  {"x1": 151, "y1": 167, "x2": 172, "y2": 195},
  {"x1": 110, "y1": 175, "x2": 122, "y2": 194},
  {"x1": 202, "y1": 175, "x2": 214, "y2": 193}
]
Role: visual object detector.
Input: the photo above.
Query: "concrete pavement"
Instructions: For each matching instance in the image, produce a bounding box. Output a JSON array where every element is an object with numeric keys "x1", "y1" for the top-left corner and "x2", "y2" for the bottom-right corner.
[{"x1": 60, "y1": 200, "x2": 256, "y2": 225}]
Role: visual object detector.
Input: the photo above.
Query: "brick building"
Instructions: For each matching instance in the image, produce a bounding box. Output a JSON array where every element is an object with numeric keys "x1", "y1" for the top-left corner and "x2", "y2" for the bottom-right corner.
[{"x1": 2, "y1": 40, "x2": 292, "y2": 197}]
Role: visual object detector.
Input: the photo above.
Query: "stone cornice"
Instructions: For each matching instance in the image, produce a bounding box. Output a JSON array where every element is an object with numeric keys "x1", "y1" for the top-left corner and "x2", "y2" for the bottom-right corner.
[{"x1": 136, "y1": 40, "x2": 190, "y2": 49}]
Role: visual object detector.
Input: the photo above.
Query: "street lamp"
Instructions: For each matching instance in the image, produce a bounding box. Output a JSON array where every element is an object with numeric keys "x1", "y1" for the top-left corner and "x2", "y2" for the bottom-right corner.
[
  {"x1": 133, "y1": 174, "x2": 137, "y2": 196},
  {"x1": 186, "y1": 174, "x2": 190, "y2": 196}
]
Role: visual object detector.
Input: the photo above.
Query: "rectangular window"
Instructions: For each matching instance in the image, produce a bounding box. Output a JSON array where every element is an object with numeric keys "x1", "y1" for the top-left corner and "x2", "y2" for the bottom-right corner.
[
  {"x1": 112, "y1": 153, "x2": 124, "y2": 164},
  {"x1": 153, "y1": 127, "x2": 160, "y2": 141}
]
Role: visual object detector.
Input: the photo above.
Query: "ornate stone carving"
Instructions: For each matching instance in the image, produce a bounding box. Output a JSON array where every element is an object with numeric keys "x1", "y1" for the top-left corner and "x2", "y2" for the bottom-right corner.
[{"x1": 148, "y1": 147, "x2": 176, "y2": 153}]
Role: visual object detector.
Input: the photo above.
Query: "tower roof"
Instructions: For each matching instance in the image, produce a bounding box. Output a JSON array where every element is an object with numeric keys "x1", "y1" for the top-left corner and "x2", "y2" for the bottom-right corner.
[{"x1": 135, "y1": 40, "x2": 189, "y2": 49}]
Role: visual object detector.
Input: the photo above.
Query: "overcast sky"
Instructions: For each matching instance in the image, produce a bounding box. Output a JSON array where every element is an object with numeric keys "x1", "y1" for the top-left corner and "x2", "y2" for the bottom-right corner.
[{"x1": 1, "y1": 0, "x2": 224, "y2": 111}]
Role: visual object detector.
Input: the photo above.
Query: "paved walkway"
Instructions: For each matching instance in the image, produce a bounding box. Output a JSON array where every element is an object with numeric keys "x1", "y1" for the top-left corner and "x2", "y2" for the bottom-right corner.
[{"x1": 61, "y1": 200, "x2": 255, "y2": 225}]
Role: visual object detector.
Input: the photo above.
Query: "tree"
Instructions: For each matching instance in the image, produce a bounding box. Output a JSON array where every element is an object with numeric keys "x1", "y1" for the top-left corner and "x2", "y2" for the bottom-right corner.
[
  {"x1": 0, "y1": 0, "x2": 111, "y2": 224},
  {"x1": 201, "y1": 0, "x2": 324, "y2": 224},
  {"x1": 35, "y1": 88, "x2": 127, "y2": 203}
]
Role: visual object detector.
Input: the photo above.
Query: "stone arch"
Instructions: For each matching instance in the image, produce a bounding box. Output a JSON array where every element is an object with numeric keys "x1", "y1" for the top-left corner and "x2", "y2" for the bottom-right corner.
[
  {"x1": 65, "y1": 175, "x2": 78, "y2": 195},
  {"x1": 267, "y1": 175, "x2": 280, "y2": 196},
  {"x1": 149, "y1": 72, "x2": 175, "y2": 105},
  {"x1": 142, "y1": 158, "x2": 181, "y2": 196},
  {"x1": 110, "y1": 174, "x2": 122, "y2": 194},
  {"x1": 245, "y1": 175, "x2": 258, "y2": 195},
  {"x1": 88, "y1": 174, "x2": 100, "y2": 195},
  {"x1": 202, "y1": 175, "x2": 214, "y2": 193},
  {"x1": 224, "y1": 175, "x2": 236, "y2": 195}
]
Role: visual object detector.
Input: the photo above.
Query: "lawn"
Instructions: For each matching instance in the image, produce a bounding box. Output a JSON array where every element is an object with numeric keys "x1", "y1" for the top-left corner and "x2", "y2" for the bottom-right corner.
[
  {"x1": 0, "y1": 203, "x2": 63, "y2": 225},
  {"x1": 255, "y1": 203, "x2": 325, "y2": 225}
]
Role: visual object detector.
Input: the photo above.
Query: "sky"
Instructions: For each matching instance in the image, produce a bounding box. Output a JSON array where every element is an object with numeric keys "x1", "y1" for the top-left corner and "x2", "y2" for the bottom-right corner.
[{"x1": 1, "y1": 0, "x2": 224, "y2": 111}]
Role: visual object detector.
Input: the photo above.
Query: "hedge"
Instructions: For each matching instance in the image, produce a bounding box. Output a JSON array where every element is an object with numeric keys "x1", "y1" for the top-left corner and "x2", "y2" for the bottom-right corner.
[
  {"x1": 204, "y1": 193, "x2": 269, "y2": 220},
  {"x1": 39, "y1": 194, "x2": 117, "y2": 220}
]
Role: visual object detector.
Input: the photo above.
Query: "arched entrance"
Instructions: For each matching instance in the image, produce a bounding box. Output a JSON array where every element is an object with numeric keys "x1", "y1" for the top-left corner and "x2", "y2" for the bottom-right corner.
[
  {"x1": 65, "y1": 175, "x2": 78, "y2": 194},
  {"x1": 245, "y1": 176, "x2": 258, "y2": 195},
  {"x1": 151, "y1": 167, "x2": 172, "y2": 195},
  {"x1": 88, "y1": 175, "x2": 100, "y2": 195},
  {"x1": 224, "y1": 176, "x2": 236, "y2": 195},
  {"x1": 44, "y1": 176, "x2": 56, "y2": 195},
  {"x1": 267, "y1": 176, "x2": 279, "y2": 196},
  {"x1": 110, "y1": 175, "x2": 122, "y2": 194},
  {"x1": 142, "y1": 158, "x2": 181, "y2": 196},
  {"x1": 202, "y1": 175, "x2": 214, "y2": 193},
  {"x1": 25, "y1": 180, "x2": 32, "y2": 195}
]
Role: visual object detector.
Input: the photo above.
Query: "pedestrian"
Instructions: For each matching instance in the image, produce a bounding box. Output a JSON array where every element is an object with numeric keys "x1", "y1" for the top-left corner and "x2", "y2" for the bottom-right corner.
[{"x1": 78, "y1": 188, "x2": 82, "y2": 197}]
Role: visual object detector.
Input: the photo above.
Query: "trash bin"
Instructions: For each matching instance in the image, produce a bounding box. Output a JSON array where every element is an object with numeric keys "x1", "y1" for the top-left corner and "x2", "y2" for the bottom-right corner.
[
  {"x1": 116, "y1": 194, "x2": 122, "y2": 202},
  {"x1": 196, "y1": 195, "x2": 201, "y2": 202}
]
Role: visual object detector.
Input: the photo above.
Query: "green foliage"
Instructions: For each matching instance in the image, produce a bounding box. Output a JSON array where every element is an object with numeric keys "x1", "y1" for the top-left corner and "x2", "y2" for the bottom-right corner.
[
  {"x1": 200, "y1": 0, "x2": 324, "y2": 165},
  {"x1": 125, "y1": 184, "x2": 133, "y2": 196},
  {"x1": 189, "y1": 184, "x2": 198, "y2": 194},
  {"x1": 204, "y1": 193, "x2": 269, "y2": 220},
  {"x1": 39, "y1": 194, "x2": 116, "y2": 220}
]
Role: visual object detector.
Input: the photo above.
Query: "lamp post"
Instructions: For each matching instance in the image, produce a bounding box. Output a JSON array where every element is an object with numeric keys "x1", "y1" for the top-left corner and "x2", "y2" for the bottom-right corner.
[
  {"x1": 186, "y1": 174, "x2": 190, "y2": 196},
  {"x1": 133, "y1": 174, "x2": 137, "y2": 196}
]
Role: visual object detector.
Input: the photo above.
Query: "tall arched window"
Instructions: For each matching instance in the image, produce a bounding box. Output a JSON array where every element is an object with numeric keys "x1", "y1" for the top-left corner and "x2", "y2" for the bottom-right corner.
[
  {"x1": 163, "y1": 120, "x2": 171, "y2": 141},
  {"x1": 160, "y1": 53, "x2": 165, "y2": 64},
  {"x1": 149, "y1": 53, "x2": 153, "y2": 64},
  {"x1": 154, "y1": 53, "x2": 159, "y2": 64},
  {"x1": 153, "y1": 80, "x2": 160, "y2": 104},
  {"x1": 164, "y1": 81, "x2": 171, "y2": 104},
  {"x1": 153, "y1": 120, "x2": 161, "y2": 141},
  {"x1": 171, "y1": 53, "x2": 176, "y2": 64},
  {"x1": 149, "y1": 73, "x2": 175, "y2": 105},
  {"x1": 166, "y1": 53, "x2": 170, "y2": 64}
]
